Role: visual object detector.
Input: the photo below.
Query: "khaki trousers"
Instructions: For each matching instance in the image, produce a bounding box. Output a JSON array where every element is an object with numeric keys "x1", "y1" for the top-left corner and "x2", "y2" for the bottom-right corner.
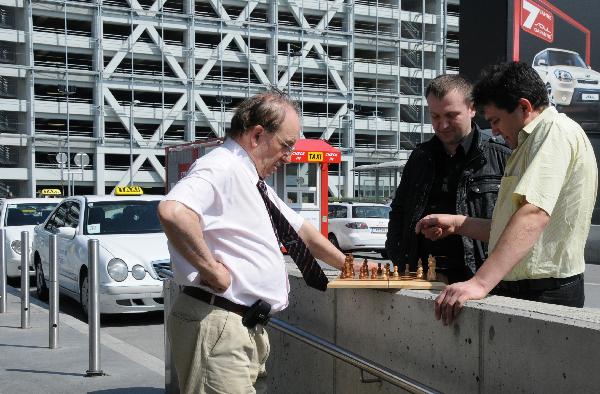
[{"x1": 168, "y1": 292, "x2": 270, "y2": 394}]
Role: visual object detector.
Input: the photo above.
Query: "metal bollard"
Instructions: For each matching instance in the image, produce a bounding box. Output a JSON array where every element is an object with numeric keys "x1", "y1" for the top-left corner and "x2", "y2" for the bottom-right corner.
[
  {"x1": 49, "y1": 234, "x2": 59, "y2": 349},
  {"x1": 20, "y1": 231, "x2": 30, "y2": 329},
  {"x1": 86, "y1": 239, "x2": 103, "y2": 377},
  {"x1": 1, "y1": 229, "x2": 6, "y2": 313}
]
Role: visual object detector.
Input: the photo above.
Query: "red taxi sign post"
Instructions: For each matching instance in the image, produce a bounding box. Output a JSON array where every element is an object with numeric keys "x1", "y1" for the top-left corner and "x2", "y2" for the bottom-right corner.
[{"x1": 290, "y1": 139, "x2": 341, "y2": 237}]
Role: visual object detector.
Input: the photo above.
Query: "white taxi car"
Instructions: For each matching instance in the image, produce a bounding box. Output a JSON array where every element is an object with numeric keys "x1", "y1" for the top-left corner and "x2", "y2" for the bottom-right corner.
[
  {"x1": 327, "y1": 202, "x2": 390, "y2": 255},
  {"x1": 1, "y1": 198, "x2": 60, "y2": 278},
  {"x1": 32, "y1": 190, "x2": 168, "y2": 315}
]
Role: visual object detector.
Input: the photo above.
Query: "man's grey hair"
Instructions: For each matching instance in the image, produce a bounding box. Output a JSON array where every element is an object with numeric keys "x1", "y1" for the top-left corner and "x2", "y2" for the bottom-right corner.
[
  {"x1": 425, "y1": 74, "x2": 473, "y2": 104},
  {"x1": 228, "y1": 90, "x2": 300, "y2": 139}
]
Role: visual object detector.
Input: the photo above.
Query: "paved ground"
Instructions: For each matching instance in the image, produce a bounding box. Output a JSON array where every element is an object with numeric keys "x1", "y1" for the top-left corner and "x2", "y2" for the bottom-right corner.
[{"x1": 0, "y1": 286, "x2": 165, "y2": 394}]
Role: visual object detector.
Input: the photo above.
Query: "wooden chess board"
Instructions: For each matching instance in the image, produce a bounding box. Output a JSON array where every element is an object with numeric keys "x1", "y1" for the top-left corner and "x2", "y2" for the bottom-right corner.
[
  {"x1": 332, "y1": 253, "x2": 446, "y2": 290},
  {"x1": 328, "y1": 277, "x2": 446, "y2": 290}
]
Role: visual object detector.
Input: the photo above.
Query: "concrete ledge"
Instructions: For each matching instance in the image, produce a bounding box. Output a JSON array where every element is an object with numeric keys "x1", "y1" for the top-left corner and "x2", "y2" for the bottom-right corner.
[{"x1": 265, "y1": 265, "x2": 600, "y2": 393}]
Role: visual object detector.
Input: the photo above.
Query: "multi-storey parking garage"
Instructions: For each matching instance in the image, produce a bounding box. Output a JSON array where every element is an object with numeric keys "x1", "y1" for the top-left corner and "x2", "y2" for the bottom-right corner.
[{"x1": 0, "y1": 0, "x2": 458, "y2": 198}]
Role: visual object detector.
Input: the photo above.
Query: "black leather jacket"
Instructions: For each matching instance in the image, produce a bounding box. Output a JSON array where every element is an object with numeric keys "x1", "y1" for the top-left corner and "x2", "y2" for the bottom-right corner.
[{"x1": 385, "y1": 125, "x2": 511, "y2": 275}]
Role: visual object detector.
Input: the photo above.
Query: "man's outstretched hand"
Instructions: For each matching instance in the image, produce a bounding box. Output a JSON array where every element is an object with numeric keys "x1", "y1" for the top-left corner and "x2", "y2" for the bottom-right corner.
[{"x1": 415, "y1": 214, "x2": 462, "y2": 241}]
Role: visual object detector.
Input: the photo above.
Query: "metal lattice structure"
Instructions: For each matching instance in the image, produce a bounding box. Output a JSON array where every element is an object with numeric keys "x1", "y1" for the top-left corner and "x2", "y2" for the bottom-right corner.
[{"x1": 0, "y1": 0, "x2": 458, "y2": 198}]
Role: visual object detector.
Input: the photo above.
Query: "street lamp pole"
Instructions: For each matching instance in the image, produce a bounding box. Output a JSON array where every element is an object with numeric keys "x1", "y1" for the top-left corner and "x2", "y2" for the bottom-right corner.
[
  {"x1": 287, "y1": 43, "x2": 291, "y2": 97},
  {"x1": 128, "y1": 100, "x2": 139, "y2": 186}
]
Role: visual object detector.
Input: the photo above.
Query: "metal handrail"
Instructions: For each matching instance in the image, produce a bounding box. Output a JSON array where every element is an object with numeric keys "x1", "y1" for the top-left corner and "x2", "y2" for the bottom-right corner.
[{"x1": 269, "y1": 318, "x2": 440, "y2": 394}]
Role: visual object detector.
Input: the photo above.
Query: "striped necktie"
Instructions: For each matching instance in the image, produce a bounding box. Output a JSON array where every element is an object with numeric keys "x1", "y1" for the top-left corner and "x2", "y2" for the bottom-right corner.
[{"x1": 257, "y1": 180, "x2": 328, "y2": 291}]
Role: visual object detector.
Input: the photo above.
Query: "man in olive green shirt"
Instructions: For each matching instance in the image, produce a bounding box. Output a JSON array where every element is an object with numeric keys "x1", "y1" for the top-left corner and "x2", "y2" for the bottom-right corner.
[{"x1": 416, "y1": 62, "x2": 598, "y2": 324}]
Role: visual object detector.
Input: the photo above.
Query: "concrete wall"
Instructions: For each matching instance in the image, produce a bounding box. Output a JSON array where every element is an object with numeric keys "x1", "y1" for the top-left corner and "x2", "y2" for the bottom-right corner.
[{"x1": 265, "y1": 266, "x2": 600, "y2": 394}]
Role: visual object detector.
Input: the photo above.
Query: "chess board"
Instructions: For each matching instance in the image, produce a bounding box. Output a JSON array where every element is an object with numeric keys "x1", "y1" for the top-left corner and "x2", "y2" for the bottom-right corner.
[
  {"x1": 330, "y1": 253, "x2": 446, "y2": 290},
  {"x1": 328, "y1": 277, "x2": 446, "y2": 290}
]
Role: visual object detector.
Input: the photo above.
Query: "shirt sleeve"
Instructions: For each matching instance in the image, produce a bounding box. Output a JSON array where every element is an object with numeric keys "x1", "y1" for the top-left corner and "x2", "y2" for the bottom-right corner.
[
  {"x1": 512, "y1": 126, "x2": 571, "y2": 216},
  {"x1": 164, "y1": 169, "x2": 218, "y2": 219}
]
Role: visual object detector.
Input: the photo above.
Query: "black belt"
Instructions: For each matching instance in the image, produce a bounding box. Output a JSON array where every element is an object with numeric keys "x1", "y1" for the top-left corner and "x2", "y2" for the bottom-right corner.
[
  {"x1": 182, "y1": 286, "x2": 249, "y2": 317},
  {"x1": 495, "y1": 274, "x2": 582, "y2": 293}
]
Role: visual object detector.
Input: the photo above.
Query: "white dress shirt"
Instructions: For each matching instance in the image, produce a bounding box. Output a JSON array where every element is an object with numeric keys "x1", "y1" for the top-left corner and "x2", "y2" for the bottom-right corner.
[{"x1": 164, "y1": 138, "x2": 304, "y2": 313}]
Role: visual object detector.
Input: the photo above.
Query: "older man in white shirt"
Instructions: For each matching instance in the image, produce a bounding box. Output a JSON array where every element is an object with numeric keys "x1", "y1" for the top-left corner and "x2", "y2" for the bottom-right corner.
[{"x1": 158, "y1": 91, "x2": 347, "y2": 393}]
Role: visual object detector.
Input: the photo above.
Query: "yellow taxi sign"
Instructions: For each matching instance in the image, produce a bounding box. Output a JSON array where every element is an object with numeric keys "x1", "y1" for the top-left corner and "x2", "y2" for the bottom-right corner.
[
  {"x1": 307, "y1": 152, "x2": 323, "y2": 162},
  {"x1": 115, "y1": 186, "x2": 144, "y2": 196},
  {"x1": 39, "y1": 188, "x2": 62, "y2": 196}
]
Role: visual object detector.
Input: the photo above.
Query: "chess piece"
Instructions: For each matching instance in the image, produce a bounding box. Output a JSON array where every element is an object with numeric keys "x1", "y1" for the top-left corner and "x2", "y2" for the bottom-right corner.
[
  {"x1": 404, "y1": 264, "x2": 410, "y2": 276},
  {"x1": 416, "y1": 259, "x2": 424, "y2": 280},
  {"x1": 359, "y1": 264, "x2": 367, "y2": 279},
  {"x1": 384, "y1": 263, "x2": 391, "y2": 280},
  {"x1": 427, "y1": 254, "x2": 437, "y2": 281},
  {"x1": 376, "y1": 263, "x2": 383, "y2": 279},
  {"x1": 360, "y1": 259, "x2": 369, "y2": 279},
  {"x1": 370, "y1": 266, "x2": 377, "y2": 279},
  {"x1": 392, "y1": 264, "x2": 400, "y2": 278},
  {"x1": 348, "y1": 254, "x2": 357, "y2": 279},
  {"x1": 341, "y1": 254, "x2": 352, "y2": 279},
  {"x1": 340, "y1": 265, "x2": 348, "y2": 279}
]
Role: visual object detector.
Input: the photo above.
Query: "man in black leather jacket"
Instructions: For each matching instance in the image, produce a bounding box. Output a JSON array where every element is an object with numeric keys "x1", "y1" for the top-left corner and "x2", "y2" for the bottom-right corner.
[{"x1": 385, "y1": 75, "x2": 511, "y2": 283}]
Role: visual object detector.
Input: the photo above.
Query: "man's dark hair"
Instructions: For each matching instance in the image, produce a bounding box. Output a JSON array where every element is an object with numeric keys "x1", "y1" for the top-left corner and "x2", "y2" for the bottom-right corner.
[
  {"x1": 228, "y1": 90, "x2": 300, "y2": 139},
  {"x1": 425, "y1": 74, "x2": 473, "y2": 104},
  {"x1": 472, "y1": 61, "x2": 549, "y2": 112}
]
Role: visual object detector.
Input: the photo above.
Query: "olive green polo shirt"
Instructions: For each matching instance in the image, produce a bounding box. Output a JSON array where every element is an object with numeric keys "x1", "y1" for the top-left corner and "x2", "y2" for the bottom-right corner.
[{"x1": 489, "y1": 107, "x2": 598, "y2": 280}]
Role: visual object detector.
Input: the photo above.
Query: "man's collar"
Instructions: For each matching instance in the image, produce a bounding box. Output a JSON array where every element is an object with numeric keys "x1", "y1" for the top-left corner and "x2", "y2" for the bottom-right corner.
[
  {"x1": 518, "y1": 106, "x2": 556, "y2": 146},
  {"x1": 460, "y1": 125, "x2": 475, "y2": 154},
  {"x1": 223, "y1": 138, "x2": 260, "y2": 184}
]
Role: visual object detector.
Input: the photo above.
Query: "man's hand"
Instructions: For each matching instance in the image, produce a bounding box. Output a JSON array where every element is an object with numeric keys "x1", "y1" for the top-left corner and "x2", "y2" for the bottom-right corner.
[
  {"x1": 199, "y1": 260, "x2": 231, "y2": 294},
  {"x1": 434, "y1": 278, "x2": 489, "y2": 325},
  {"x1": 415, "y1": 214, "x2": 462, "y2": 240}
]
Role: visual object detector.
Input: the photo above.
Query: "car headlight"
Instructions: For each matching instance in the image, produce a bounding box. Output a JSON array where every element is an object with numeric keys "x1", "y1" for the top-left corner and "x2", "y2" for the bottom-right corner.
[
  {"x1": 10, "y1": 240, "x2": 21, "y2": 255},
  {"x1": 107, "y1": 258, "x2": 128, "y2": 282},
  {"x1": 131, "y1": 264, "x2": 146, "y2": 280},
  {"x1": 554, "y1": 69, "x2": 573, "y2": 82}
]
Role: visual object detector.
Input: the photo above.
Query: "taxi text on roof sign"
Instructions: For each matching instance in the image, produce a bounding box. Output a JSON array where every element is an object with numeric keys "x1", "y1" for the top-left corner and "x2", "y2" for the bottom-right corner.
[
  {"x1": 39, "y1": 188, "x2": 62, "y2": 196},
  {"x1": 307, "y1": 152, "x2": 323, "y2": 162},
  {"x1": 115, "y1": 186, "x2": 144, "y2": 196}
]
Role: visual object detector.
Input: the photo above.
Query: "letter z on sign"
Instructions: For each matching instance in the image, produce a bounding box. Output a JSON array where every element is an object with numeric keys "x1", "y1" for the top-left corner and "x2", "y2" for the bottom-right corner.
[{"x1": 307, "y1": 152, "x2": 323, "y2": 162}]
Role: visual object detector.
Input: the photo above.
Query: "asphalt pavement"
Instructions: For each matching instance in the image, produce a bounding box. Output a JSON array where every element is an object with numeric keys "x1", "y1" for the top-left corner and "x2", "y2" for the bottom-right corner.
[{"x1": 0, "y1": 285, "x2": 165, "y2": 393}]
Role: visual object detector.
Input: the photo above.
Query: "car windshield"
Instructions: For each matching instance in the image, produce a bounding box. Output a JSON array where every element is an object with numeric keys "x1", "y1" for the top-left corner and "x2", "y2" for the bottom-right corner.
[
  {"x1": 352, "y1": 206, "x2": 391, "y2": 219},
  {"x1": 4, "y1": 203, "x2": 58, "y2": 226},
  {"x1": 84, "y1": 200, "x2": 162, "y2": 235},
  {"x1": 547, "y1": 51, "x2": 587, "y2": 68}
]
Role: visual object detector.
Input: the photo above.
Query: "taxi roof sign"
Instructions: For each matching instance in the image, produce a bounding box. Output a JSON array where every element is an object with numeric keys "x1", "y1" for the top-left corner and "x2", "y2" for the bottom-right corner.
[
  {"x1": 39, "y1": 188, "x2": 62, "y2": 196},
  {"x1": 115, "y1": 186, "x2": 144, "y2": 196}
]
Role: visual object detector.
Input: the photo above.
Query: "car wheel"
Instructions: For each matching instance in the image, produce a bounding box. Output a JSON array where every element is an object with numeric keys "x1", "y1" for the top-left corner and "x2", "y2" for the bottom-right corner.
[
  {"x1": 328, "y1": 234, "x2": 341, "y2": 250},
  {"x1": 546, "y1": 83, "x2": 556, "y2": 106},
  {"x1": 35, "y1": 261, "x2": 49, "y2": 302},
  {"x1": 80, "y1": 274, "x2": 89, "y2": 318}
]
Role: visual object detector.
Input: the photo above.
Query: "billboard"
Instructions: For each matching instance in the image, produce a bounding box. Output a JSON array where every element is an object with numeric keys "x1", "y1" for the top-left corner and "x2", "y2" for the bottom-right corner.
[
  {"x1": 460, "y1": 0, "x2": 600, "y2": 131},
  {"x1": 460, "y1": 0, "x2": 600, "y2": 235}
]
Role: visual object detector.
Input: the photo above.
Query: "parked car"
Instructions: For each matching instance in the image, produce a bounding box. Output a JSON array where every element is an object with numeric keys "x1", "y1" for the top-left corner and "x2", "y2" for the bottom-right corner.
[
  {"x1": 1, "y1": 198, "x2": 60, "y2": 279},
  {"x1": 327, "y1": 202, "x2": 391, "y2": 255},
  {"x1": 32, "y1": 192, "x2": 169, "y2": 315},
  {"x1": 532, "y1": 48, "x2": 600, "y2": 109}
]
